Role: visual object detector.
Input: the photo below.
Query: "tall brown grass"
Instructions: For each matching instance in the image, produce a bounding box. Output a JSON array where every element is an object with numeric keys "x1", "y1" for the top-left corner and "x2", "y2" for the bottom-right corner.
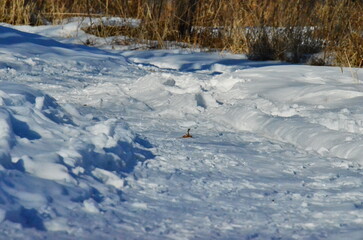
[{"x1": 0, "y1": 0, "x2": 362, "y2": 67}]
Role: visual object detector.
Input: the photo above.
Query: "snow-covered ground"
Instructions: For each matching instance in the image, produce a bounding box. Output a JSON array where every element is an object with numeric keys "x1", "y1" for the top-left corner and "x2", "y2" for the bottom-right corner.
[{"x1": 0, "y1": 20, "x2": 363, "y2": 240}]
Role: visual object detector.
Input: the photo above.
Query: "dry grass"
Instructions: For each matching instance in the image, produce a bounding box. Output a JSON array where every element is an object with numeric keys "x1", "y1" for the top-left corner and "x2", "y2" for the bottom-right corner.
[
  {"x1": 317, "y1": 0, "x2": 363, "y2": 68},
  {"x1": 0, "y1": 0, "x2": 362, "y2": 67}
]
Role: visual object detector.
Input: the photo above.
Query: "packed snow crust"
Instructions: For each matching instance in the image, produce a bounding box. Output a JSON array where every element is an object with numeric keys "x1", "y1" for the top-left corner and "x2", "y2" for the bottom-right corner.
[{"x1": 1, "y1": 20, "x2": 363, "y2": 239}]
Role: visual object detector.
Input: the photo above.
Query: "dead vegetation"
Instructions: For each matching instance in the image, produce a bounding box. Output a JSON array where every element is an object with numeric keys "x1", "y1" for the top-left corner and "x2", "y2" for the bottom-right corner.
[{"x1": 0, "y1": 0, "x2": 362, "y2": 67}]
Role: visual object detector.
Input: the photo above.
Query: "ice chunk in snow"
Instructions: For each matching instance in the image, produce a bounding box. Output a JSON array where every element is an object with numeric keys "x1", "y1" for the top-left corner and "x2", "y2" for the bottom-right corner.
[
  {"x1": 92, "y1": 168, "x2": 125, "y2": 188},
  {"x1": 0, "y1": 109, "x2": 15, "y2": 157},
  {"x1": 83, "y1": 199, "x2": 100, "y2": 214}
]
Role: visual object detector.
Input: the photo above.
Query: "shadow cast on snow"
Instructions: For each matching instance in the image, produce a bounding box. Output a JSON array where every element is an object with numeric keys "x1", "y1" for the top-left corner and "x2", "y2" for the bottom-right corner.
[
  {"x1": 124, "y1": 50, "x2": 288, "y2": 75},
  {"x1": 77, "y1": 135, "x2": 156, "y2": 175},
  {"x1": 0, "y1": 26, "x2": 106, "y2": 55},
  {"x1": 178, "y1": 58, "x2": 288, "y2": 74}
]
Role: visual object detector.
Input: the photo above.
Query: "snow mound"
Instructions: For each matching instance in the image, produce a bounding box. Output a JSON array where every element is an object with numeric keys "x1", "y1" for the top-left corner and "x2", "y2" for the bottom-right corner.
[
  {"x1": 210, "y1": 66, "x2": 363, "y2": 164},
  {"x1": 0, "y1": 82, "x2": 153, "y2": 235},
  {"x1": 122, "y1": 49, "x2": 283, "y2": 74},
  {"x1": 0, "y1": 24, "x2": 132, "y2": 77}
]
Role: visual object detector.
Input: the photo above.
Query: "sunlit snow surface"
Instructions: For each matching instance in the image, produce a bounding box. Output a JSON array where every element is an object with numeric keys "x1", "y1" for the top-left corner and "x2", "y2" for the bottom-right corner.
[{"x1": 1, "y1": 21, "x2": 363, "y2": 240}]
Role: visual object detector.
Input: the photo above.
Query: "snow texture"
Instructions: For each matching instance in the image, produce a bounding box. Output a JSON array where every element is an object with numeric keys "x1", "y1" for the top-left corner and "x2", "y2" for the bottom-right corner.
[{"x1": 0, "y1": 20, "x2": 363, "y2": 240}]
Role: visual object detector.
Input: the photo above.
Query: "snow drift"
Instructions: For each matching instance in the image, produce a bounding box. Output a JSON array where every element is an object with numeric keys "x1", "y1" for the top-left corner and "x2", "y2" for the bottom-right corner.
[
  {"x1": 1, "y1": 20, "x2": 363, "y2": 240},
  {"x1": 0, "y1": 82, "x2": 152, "y2": 236},
  {"x1": 0, "y1": 25, "x2": 157, "y2": 239}
]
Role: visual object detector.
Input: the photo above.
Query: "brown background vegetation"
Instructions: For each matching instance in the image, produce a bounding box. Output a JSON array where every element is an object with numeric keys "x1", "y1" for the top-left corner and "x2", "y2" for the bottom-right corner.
[{"x1": 0, "y1": 0, "x2": 362, "y2": 67}]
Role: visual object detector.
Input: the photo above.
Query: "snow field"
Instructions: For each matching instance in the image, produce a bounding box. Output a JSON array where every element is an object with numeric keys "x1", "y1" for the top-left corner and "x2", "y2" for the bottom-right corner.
[
  {"x1": 119, "y1": 55, "x2": 363, "y2": 165},
  {"x1": 116, "y1": 51, "x2": 363, "y2": 238},
  {"x1": 0, "y1": 20, "x2": 363, "y2": 239}
]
